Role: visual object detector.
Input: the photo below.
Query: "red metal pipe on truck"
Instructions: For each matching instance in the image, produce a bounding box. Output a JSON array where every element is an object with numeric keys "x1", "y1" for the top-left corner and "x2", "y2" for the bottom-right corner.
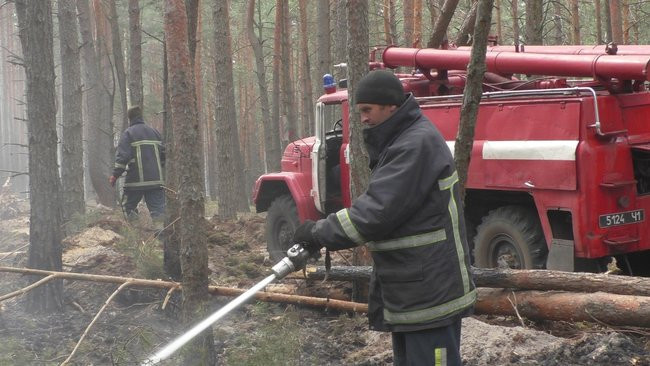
[{"x1": 381, "y1": 46, "x2": 650, "y2": 81}]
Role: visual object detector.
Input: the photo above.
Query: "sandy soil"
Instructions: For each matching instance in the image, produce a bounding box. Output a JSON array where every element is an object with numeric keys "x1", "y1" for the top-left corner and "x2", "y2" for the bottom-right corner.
[{"x1": 0, "y1": 193, "x2": 649, "y2": 365}]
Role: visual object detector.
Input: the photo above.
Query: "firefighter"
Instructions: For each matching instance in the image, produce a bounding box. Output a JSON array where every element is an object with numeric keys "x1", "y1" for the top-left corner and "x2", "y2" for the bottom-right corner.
[
  {"x1": 293, "y1": 70, "x2": 475, "y2": 366},
  {"x1": 109, "y1": 106, "x2": 165, "y2": 226}
]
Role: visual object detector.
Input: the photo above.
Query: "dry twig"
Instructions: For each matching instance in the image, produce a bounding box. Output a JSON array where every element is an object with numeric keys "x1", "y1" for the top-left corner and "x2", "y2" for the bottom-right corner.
[
  {"x1": 60, "y1": 280, "x2": 133, "y2": 366},
  {"x1": 0, "y1": 274, "x2": 59, "y2": 301},
  {"x1": 507, "y1": 291, "x2": 526, "y2": 327}
]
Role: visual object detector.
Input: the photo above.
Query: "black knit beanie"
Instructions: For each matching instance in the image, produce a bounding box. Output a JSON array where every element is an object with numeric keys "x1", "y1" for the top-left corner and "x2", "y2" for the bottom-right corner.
[{"x1": 354, "y1": 70, "x2": 405, "y2": 106}]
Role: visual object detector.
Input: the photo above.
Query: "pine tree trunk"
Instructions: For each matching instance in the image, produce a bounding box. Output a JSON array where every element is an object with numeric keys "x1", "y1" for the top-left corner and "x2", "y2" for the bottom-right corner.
[
  {"x1": 455, "y1": 1, "x2": 478, "y2": 46},
  {"x1": 553, "y1": 1, "x2": 564, "y2": 45},
  {"x1": 512, "y1": 0, "x2": 520, "y2": 45},
  {"x1": 128, "y1": 0, "x2": 144, "y2": 108},
  {"x1": 383, "y1": 0, "x2": 392, "y2": 44},
  {"x1": 570, "y1": 0, "x2": 580, "y2": 44},
  {"x1": 77, "y1": 0, "x2": 114, "y2": 208},
  {"x1": 610, "y1": 0, "x2": 623, "y2": 44},
  {"x1": 57, "y1": 0, "x2": 86, "y2": 224},
  {"x1": 595, "y1": 0, "x2": 603, "y2": 44},
  {"x1": 495, "y1": 0, "x2": 502, "y2": 43},
  {"x1": 333, "y1": 0, "x2": 347, "y2": 81},
  {"x1": 164, "y1": 0, "x2": 215, "y2": 363},
  {"x1": 315, "y1": 0, "x2": 332, "y2": 99},
  {"x1": 525, "y1": 0, "x2": 543, "y2": 45},
  {"x1": 246, "y1": 0, "x2": 278, "y2": 172},
  {"x1": 413, "y1": 0, "x2": 422, "y2": 47},
  {"x1": 298, "y1": 0, "x2": 314, "y2": 137},
  {"x1": 404, "y1": 0, "x2": 414, "y2": 46},
  {"x1": 456, "y1": 0, "x2": 494, "y2": 201},
  {"x1": 213, "y1": 0, "x2": 249, "y2": 218},
  {"x1": 15, "y1": 0, "x2": 64, "y2": 313},
  {"x1": 426, "y1": 0, "x2": 460, "y2": 48},
  {"x1": 280, "y1": 1, "x2": 297, "y2": 143},
  {"x1": 272, "y1": 1, "x2": 283, "y2": 147},
  {"x1": 163, "y1": 38, "x2": 182, "y2": 280},
  {"x1": 389, "y1": 0, "x2": 399, "y2": 46},
  {"x1": 622, "y1": 0, "x2": 630, "y2": 44},
  {"x1": 107, "y1": 0, "x2": 128, "y2": 131},
  {"x1": 347, "y1": 0, "x2": 371, "y2": 301}
]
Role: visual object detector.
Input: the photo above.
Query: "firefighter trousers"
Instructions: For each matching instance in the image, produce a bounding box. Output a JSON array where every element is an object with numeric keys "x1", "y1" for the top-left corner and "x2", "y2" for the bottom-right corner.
[{"x1": 391, "y1": 316, "x2": 462, "y2": 366}]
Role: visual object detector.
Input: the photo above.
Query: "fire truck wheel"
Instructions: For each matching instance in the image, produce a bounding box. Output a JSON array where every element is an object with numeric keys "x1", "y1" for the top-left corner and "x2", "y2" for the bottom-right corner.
[
  {"x1": 474, "y1": 206, "x2": 547, "y2": 270},
  {"x1": 266, "y1": 195, "x2": 300, "y2": 262}
]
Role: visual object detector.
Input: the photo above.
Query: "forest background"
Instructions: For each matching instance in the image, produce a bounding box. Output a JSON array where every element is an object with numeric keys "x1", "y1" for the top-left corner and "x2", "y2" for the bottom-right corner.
[{"x1": 1, "y1": 0, "x2": 645, "y2": 211}]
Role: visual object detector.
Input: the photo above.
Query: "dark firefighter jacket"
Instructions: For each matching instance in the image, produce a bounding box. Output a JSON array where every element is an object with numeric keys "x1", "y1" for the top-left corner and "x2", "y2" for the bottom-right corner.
[
  {"x1": 112, "y1": 117, "x2": 165, "y2": 190},
  {"x1": 312, "y1": 94, "x2": 476, "y2": 332}
]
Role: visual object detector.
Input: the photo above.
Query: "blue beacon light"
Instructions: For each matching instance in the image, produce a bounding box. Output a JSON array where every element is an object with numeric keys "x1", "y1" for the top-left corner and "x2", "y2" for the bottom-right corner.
[{"x1": 323, "y1": 74, "x2": 336, "y2": 94}]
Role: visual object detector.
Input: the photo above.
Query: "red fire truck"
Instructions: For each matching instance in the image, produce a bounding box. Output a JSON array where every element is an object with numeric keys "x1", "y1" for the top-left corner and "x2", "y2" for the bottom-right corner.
[{"x1": 252, "y1": 45, "x2": 650, "y2": 276}]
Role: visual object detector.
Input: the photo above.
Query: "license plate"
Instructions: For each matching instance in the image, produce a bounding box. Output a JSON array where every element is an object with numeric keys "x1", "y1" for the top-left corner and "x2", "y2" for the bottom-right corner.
[{"x1": 599, "y1": 209, "x2": 645, "y2": 228}]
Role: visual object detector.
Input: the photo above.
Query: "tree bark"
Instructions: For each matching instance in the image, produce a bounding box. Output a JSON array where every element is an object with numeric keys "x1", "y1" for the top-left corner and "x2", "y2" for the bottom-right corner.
[
  {"x1": 454, "y1": 0, "x2": 478, "y2": 47},
  {"x1": 595, "y1": 0, "x2": 603, "y2": 44},
  {"x1": 163, "y1": 37, "x2": 182, "y2": 281},
  {"x1": 476, "y1": 288, "x2": 650, "y2": 328},
  {"x1": 512, "y1": 0, "x2": 520, "y2": 45},
  {"x1": 333, "y1": 0, "x2": 347, "y2": 81},
  {"x1": 389, "y1": 0, "x2": 399, "y2": 46},
  {"x1": 404, "y1": 0, "x2": 414, "y2": 46},
  {"x1": 164, "y1": 0, "x2": 215, "y2": 363},
  {"x1": 272, "y1": 1, "x2": 283, "y2": 147},
  {"x1": 552, "y1": 1, "x2": 564, "y2": 45},
  {"x1": 92, "y1": 0, "x2": 116, "y2": 205},
  {"x1": 570, "y1": 0, "x2": 580, "y2": 44},
  {"x1": 413, "y1": 0, "x2": 423, "y2": 47},
  {"x1": 298, "y1": 0, "x2": 314, "y2": 137},
  {"x1": 494, "y1": 0, "x2": 502, "y2": 43},
  {"x1": 622, "y1": 0, "x2": 630, "y2": 44},
  {"x1": 107, "y1": 0, "x2": 128, "y2": 131},
  {"x1": 280, "y1": 1, "x2": 297, "y2": 143},
  {"x1": 58, "y1": 0, "x2": 86, "y2": 224},
  {"x1": 610, "y1": 0, "x2": 623, "y2": 44},
  {"x1": 346, "y1": 0, "x2": 372, "y2": 302},
  {"x1": 426, "y1": 0, "x2": 460, "y2": 48},
  {"x1": 15, "y1": 0, "x2": 64, "y2": 313},
  {"x1": 77, "y1": 0, "x2": 114, "y2": 208},
  {"x1": 246, "y1": 0, "x2": 278, "y2": 172},
  {"x1": 128, "y1": 0, "x2": 144, "y2": 108},
  {"x1": 213, "y1": 0, "x2": 249, "y2": 218},
  {"x1": 524, "y1": 0, "x2": 543, "y2": 45},
  {"x1": 383, "y1": 0, "x2": 393, "y2": 44},
  {"x1": 455, "y1": 0, "x2": 493, "y2": 201},
  {"x1": 315, "y1": 0, "x2": 332, "y2": 102}
]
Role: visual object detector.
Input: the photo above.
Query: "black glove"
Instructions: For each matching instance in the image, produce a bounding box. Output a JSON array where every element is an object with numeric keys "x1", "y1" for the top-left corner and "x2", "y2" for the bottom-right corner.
[{"x1": 293, "y1": 220, "x2": 323, "y2": 255}]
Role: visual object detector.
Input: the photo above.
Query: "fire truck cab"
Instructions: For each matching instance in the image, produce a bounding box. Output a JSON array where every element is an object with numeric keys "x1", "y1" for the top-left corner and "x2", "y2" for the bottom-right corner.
[{"x1": 253, "y1": 45, "x2": 650, "y2": 276}]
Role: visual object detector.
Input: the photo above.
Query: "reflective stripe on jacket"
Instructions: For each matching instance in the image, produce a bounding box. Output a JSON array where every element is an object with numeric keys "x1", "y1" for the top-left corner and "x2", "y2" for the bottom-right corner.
[
  {"x1": 113, "y1": 118, "x2": 165, "y2": 190},
  {"x1": 313, "y1": 94, "x2": 475, "y2": 332}
]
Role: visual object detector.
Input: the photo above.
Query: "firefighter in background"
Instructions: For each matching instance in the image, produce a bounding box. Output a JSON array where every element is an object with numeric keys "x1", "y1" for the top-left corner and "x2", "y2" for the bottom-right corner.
[
  {"x1": 109, "y1": 106, "x2": 165, "y2": 226},
  {"x1": 293, "y1": 70, "x2": 475, "y2": 365}
]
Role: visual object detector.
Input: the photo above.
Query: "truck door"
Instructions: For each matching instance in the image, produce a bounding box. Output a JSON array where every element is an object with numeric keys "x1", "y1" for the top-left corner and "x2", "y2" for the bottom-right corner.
[{"x1": 311, "y1": 102, "x2": 344, "y2": 214}]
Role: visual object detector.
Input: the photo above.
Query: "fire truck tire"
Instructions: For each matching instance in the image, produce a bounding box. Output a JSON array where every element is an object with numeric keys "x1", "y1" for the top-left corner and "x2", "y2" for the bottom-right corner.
[
  {"x1": 474, "y1": 206, "x2": 547, "y2": 270},
  {"x1": 266, "y1": 195, "x2": 300, "y2": 262}
]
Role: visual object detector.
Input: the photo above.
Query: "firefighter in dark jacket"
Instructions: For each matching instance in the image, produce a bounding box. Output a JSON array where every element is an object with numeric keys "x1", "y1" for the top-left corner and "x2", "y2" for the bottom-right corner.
[
  {"x1": 294, "y1": 70, "x2": 475, "y2": 366},
  {"x1": 109, "y1": 106, "x2": 165, "y2": 224}
]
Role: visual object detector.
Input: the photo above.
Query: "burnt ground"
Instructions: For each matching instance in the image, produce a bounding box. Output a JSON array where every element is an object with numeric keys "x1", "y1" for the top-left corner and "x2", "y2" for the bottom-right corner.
[{"x1": 0, "y1": 192, "x2": 649, "y2": 365}]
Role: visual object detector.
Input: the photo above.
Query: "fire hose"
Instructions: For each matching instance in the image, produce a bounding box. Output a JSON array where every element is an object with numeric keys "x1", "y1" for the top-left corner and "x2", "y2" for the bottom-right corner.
[{"x1": 141, "y1": 243, "x2": 314, "y2": 365}]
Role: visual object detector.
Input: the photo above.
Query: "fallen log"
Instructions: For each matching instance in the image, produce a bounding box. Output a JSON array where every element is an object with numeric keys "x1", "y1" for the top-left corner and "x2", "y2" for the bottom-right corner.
[
  {"x1": 477, "y1": 288, "x2": 650, "y2": 328},
  {"x1": 0, "y1": 266, "x2": 367, "y2": 313},
  {"x1": 305, "y1": 266, "x2": 650, "y2": 297}
]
